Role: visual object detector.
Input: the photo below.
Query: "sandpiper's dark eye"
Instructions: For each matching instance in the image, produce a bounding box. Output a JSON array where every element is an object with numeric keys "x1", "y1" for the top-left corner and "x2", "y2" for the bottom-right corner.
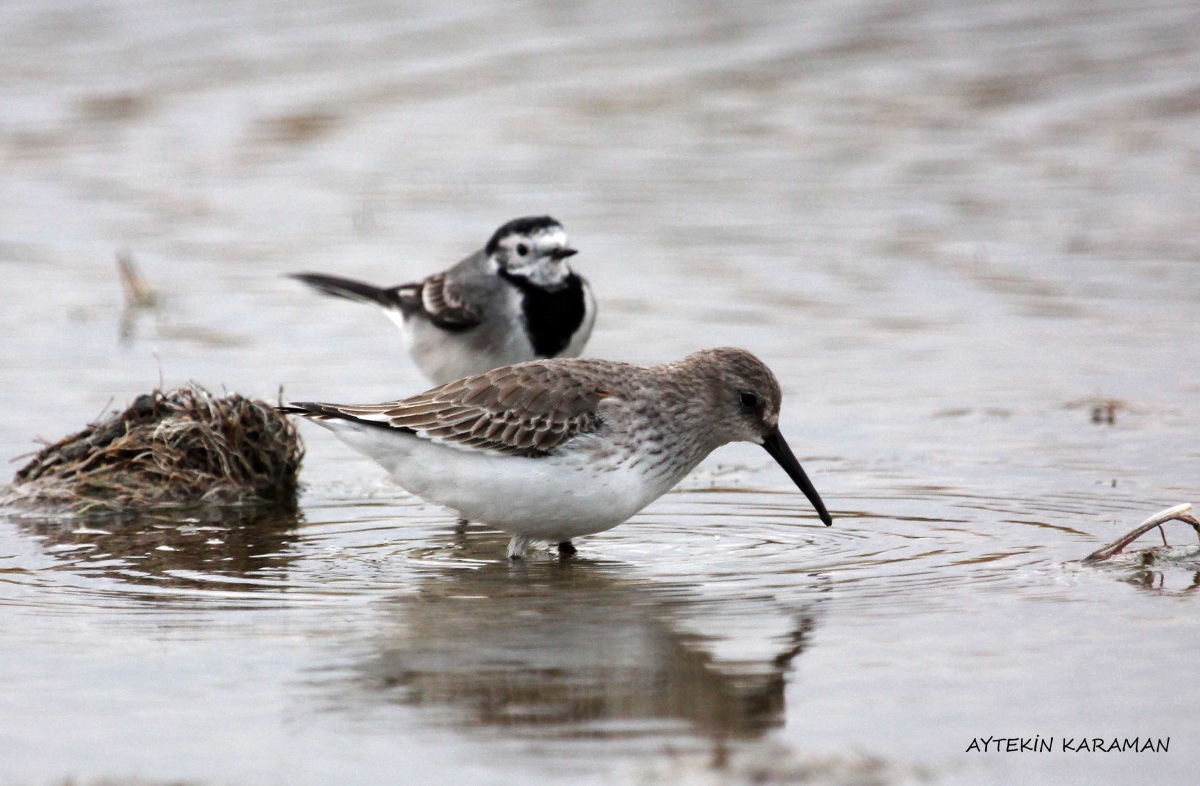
[
  {"x1": 738, "y1": 390, "x2": 759, "y2": 409},
  {"x1": 516, "y1": 243, "x2": 529, "y2": 256}
]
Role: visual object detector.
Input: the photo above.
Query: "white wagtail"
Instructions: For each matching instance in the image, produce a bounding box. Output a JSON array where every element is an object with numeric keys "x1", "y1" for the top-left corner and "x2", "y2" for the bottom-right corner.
[{"x1": 291, "y1": 216, "x2": 595, "y2": 384}]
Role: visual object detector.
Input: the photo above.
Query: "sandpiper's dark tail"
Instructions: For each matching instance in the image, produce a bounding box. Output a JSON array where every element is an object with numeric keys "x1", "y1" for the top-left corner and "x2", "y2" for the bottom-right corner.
[
  {"x1": 276, "y1": 404, "x2": 317, "y2": 417},
  {"x1": 277, "y1": 402, "x2": 414, "y2": 434},
  {"x1": 288, "y1": 272, "x2": 404, "y2": 308},
  {"x1": 276, "y1": 402, "x2": 349, "y2": 422}
]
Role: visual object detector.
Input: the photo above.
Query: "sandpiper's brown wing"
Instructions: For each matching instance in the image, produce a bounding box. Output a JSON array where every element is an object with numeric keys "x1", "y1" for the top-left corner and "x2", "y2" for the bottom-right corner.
[
  {"x1": 288, "y1": 359, "x2": 618, "y2": 456},
  {"x1": 394, "y1": 271, "x2": 482, "y2": 331}
]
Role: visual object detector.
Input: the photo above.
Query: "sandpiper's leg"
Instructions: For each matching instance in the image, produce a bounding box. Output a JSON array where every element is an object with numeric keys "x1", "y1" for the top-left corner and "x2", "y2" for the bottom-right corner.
[
  {"x1": 507, "y1": 535, "x2": 531, "y2": 561},
  {"x1": 557, "y1": 541, "x2": 577, "y2": 557},
  {"x1": 449, "y1": 518, "x2": 470, "y2": 549}
]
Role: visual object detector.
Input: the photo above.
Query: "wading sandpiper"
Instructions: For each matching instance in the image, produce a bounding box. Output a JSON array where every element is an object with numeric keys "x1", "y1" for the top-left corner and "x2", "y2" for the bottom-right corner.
[{"x1": 282, "y1": 348, "x2": 832, "y2": 559}]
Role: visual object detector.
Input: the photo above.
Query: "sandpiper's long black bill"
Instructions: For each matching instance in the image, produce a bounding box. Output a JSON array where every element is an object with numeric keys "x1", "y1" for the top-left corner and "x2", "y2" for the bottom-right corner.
[{"x1": 761, "y1": 426, "x2": 833, "y2": 526}]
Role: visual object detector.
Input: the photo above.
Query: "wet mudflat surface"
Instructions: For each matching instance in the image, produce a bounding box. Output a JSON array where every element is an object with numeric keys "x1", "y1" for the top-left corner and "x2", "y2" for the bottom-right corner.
[{"x1": 2, "y1": 1, "x2": 1199, "y2": 784}]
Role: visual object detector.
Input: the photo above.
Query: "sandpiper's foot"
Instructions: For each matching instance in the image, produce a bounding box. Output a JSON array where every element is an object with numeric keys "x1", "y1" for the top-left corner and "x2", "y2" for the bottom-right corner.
[
  {"x1": 557, "y1": 540, "x2": 577, "y2": 557},
  {"x1": 507, "y1": 535, "x2": 530, "y2": 561}
]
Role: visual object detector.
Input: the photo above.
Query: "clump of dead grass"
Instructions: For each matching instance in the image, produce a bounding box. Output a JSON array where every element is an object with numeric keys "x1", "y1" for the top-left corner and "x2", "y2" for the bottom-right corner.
[{"x1": 7, "y1": 385, "x2": 303, "y2": 513}]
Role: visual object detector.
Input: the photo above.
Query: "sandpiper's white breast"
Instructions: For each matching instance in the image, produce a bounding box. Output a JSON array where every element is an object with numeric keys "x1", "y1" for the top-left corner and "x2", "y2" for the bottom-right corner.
[{"x1": 320, "y1": 420, "x2": 680, "y2": 542}]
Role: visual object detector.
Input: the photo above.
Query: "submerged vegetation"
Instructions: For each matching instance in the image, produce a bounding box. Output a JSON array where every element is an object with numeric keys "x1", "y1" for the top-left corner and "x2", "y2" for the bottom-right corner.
[{"x1": 7, "y1": 385, "x2": 303, "y2": 513}]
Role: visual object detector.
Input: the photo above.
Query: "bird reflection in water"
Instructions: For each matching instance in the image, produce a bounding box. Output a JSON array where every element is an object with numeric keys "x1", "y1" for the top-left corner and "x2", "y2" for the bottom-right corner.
[{"x1": 350, "y1": 529, "x2": 824, "y2": 742}]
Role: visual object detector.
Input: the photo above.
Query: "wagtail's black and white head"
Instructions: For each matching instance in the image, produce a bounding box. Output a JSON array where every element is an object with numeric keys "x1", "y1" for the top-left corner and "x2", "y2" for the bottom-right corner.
[
  {"x1": 486, "y1": 216, "x2": 577, "y2": 288},
  {"x1": 290, "y1": 216, "x2": 595, "y2": 385}
]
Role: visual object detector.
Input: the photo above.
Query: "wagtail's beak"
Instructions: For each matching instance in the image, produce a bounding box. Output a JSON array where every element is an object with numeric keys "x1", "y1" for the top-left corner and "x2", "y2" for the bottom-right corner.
[
  {"x1": 550, "y1": 247, "x2": 578, "y2": 260},
  {"x1": 761, "y1": 426, "x2": 833, "y2": 526}
]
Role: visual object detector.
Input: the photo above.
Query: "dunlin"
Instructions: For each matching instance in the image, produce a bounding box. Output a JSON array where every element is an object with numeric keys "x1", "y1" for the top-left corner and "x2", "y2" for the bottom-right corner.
[
  {"x1": 282, "y1": 348, "x2": 832, "y2": 558},
  {"x1": 290, "y1": 216, "x2": 595, "y2": 384}
]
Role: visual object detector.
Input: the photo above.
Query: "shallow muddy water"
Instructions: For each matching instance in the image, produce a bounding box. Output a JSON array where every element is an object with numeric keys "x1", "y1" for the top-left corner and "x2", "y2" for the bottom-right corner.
[{"x1": 2, "y1": 1, "x2": 1199, "y2": 784}]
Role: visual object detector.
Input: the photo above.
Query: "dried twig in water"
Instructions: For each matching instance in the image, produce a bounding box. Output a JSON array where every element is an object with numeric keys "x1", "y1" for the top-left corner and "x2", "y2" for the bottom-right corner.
[
  {"x1": 116, "y1": 249, "x2": 158, "y2": 309},
  {"x1": 1081, "y1": 504, "x2": 1200, "y2": 565},
  {"x1": 1064, "y1": 396, "x2": 1123, "y2": 426}
]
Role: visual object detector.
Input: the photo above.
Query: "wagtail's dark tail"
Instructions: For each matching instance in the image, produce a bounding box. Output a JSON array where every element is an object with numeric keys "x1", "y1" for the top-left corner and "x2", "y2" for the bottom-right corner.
[{"x1": 288, "y1": 272, "x2": 403, "y2": 308}]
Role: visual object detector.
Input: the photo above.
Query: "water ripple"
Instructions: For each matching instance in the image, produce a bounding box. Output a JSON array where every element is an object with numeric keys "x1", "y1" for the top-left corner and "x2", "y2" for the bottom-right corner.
[{"x1": 1, "y1": 481, "x2": 1193, "y2": 619}]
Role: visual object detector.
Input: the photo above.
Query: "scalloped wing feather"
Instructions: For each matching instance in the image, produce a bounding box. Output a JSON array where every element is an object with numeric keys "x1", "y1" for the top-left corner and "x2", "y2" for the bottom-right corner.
[{"x1": 301, "y1": 361, "x2": 615, "y2": 457}]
